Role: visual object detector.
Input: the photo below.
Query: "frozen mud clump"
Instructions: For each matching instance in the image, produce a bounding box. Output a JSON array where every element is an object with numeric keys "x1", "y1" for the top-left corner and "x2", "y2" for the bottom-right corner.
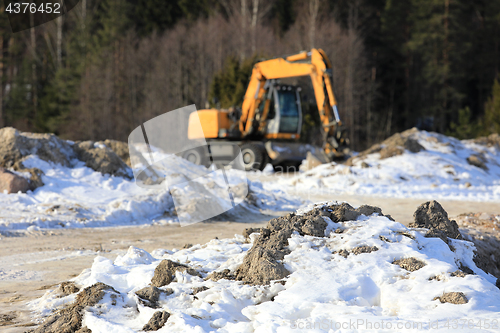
[
  {"x1": 151, "y1": 260, "x2": 202, "y2": 287},
  {"x1": 393, "y1": 257, "x2": 427, "y2": 272},
  {"x1": 352, "y1": 245, "x2": 378, "y2": 255},
  {"x1": 433, "y1": 292, "x2": 468, "y2": 304},
  {"x1": 142, "y1": 311, "x2": 170, "y2": 331},
  {"x1": 450, "y1": 270, "x2": 467, "y2": 278},
  {"x1": 192, "y1": 286, "x2": 209, "y2": 295},
  {"x1": 242, "y1": 227, "x2": 262, "y2": 239},
  {"x1": 135, "y1": 286, "x2": 173, "y2": 308},
  {"x1": 29, "y1": 282, "x2": 118, "y2": 333},
  {"x1": 73, "y1": 141, "x2": 132, "y2": 179},
  {"x1": 235, "y1": 223, "x2": 292, "y2": 285},
  {"x1": 208, "y1": 269, "x2": 235, "y2": 281},
  {"x1": 466, "y1": 154, "x2": 488, "y2": 170},
  {"x1": 409, "y1": 200, "x2": 463, "y2": 243},
  {"x1": 59, "y1": 282, "x2": 80, "y2": 295},
  {"x1": 236, "y1": 203, "x2": 390, "y2": 285}
]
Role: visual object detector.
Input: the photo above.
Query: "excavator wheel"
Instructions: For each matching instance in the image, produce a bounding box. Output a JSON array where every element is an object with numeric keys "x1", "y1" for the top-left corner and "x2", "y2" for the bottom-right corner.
[
  {"x1": 240, "y1": 143, "x2": 267, "y2": 171},
  {"x1": 182, "y1": 147, "x2": 209, "y2": 167}
]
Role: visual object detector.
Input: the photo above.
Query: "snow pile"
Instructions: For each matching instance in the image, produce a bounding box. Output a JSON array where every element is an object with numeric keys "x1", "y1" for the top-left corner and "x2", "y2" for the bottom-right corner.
[
  {"x1": 279, "y1": 129, "x2": 500, "y2": 201},
  {"x1": 29, "y1": 202, "x2": 500, "y2": 332},
  {"x1": 0, "y1": 152, "x2": 299, "y2": 232}
]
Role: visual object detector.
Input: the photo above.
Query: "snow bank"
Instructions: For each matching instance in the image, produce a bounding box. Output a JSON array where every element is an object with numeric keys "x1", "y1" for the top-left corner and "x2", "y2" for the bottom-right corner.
[
  {"x1": 0, "y1": 152, "x2": 299, "y2": 232},
  {"x1": 277, "y1": 130, "x2": 500, "y2": 201},
  {"x1": 29, "y1": 202, "x2": 500, "y2": 332}
]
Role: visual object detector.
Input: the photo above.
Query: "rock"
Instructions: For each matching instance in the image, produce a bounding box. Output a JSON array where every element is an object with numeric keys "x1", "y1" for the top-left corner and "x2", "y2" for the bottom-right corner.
[
  {"x1": 151, "y1": 260, "x2": 202, "y2": 287},
  {"x1": 59, "y1": 282, "x2": 80, "y2": 295},
  {"x1": 182, "y1": 243, "x2": 193, "y2": 249},
  {"x1": 433, "y1": 292, "x2": 468, "y2": 304},
  {"x1": 361, "y1": 162, "x2": 370, "y2": 168},
  {"x1": 102, "y1": 139, "x2": 131, "y2": 166},
  {"x1": 142, "y1": 311, "x2": 170, "y2": 331},
  {"x1": 0, "y1": 168, "x2": 30, "y2": 193},
  {"x1": 409, "y1": 200, "x2": 463, "y2": 243},
  {"x1": 351, "y1": 245, "x2": 378, "y2": 255},
  {"x1": 73, "y1": 141, "x2": 132, "y2": 179},
  {"x1": 466, "y1": 154, "x2": 488, "y2": 170},
  {"x1": 32, "y1": 282, "x2": 118, "y2": 333},
  {"x1": 393, "y1": 257, "x2": 427, "y2": 272},
  {"x1": 496, "y1": 278, "x2": 500, "y2": 289},
  {"x1": 0, "y1": 127, "x2": 75, "y2": 168},
  {"x1": 135, "y1": 286, "x2": 172, "y2": 308}
]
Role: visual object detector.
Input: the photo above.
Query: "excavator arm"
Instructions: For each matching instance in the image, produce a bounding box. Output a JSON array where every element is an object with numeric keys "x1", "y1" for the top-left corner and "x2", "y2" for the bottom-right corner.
[{"x1": 239, "y1": 48, "x2": 344, "y2": 158}]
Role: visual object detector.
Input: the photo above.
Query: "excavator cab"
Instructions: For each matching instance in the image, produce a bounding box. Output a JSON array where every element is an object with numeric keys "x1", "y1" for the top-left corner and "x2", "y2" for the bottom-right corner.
[{"x1": 260, "y1": 84, "x2": 302, "y2": 139}]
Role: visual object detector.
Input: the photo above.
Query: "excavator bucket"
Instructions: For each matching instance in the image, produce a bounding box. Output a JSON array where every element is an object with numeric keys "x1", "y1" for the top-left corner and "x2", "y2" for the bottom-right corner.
[{"x1": 300, "y1": 150, "x2": 330, "y2": 171}]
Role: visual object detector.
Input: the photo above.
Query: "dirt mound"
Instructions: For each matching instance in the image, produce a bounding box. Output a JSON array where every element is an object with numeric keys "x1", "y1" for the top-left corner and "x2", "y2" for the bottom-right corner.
[
  {"x1": 151, "y1": 260, "x2": 202, "y2": 287},
  {"x1": 471, "y1": 133, "x2": 500, "y2": 147},
  {"x1": 455, "y1": 213, "x2": 500, "y2": 279},
  {"x1": 73, "y1": 141, "x2": 132, "y2": 179},
  {"x1": 0, "y1": 127, "x2": 75, "y2": 168},
  {"x1": 235, "y1": 203, "x2": 391, "y2": 285},
  {"x1": 433, "y1": 292, "x2": 468, "y2": 304},
  {"x1": 135, "y1": 286, "x2": 173, "y2": 308},
  {"x1": 142, "y1": 311, "x2": 170, "y2": 331},
  {"x1": 30, "y1": 282, "x2": 118, "y2": 333},
  {"x1": 393, "y1": 257, "x2": 427, "y2": 272},
  {"x1": 409, "y1": 200, "x2": 463, "y2": 243},
  {"x1": 346, "y1": 128, "x2": 425, "y2": 165},
  {"x1": 102, "y1": 139, "x2": 131, "y2": 166},
  {"x1": 0, "y1": 127, "x2": 132, "y2": 185},
  {"x1": 381, "y1": 128, "x2": 425, "y2": 154}
]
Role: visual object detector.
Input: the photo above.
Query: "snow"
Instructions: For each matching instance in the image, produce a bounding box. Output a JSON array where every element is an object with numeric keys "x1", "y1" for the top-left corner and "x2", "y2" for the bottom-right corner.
[
  {"x1": 270, "y1": 131, "x2": 500, "y2": 202},
  {"x1": 0, "y1": 153, "x2": 299, "y2": 232},
  {"x1": 28, "y1": 202, "x2": 500, "y2": 332}
]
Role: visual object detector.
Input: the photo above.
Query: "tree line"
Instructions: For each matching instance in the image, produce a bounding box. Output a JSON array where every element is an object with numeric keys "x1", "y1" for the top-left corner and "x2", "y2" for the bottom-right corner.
[{"x1": 0, "y1": 0, "x2": 499, "y2": 151}]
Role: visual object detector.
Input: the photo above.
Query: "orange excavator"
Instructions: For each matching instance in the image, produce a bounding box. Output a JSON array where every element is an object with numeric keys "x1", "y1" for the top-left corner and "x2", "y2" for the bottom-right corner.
[{"x1": 184, "y1": 48, "x2": 348, "y2": 171}]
